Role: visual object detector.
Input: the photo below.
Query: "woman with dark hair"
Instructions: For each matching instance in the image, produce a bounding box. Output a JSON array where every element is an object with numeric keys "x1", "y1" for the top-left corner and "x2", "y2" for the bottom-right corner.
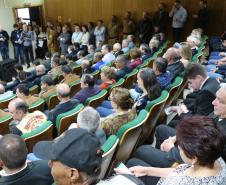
[
  {"x1": 73, "y1": 74, "x2": 99, "y2": 103},
  {"x1": 117, "y1": 115, "x2": 226, "y2": 185},
  {"x1": 100, "y1": 87, "x2": 136, "y2": 136}
]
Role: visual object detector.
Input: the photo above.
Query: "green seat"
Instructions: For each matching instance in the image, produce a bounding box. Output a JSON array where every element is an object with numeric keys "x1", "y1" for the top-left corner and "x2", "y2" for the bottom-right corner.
[
  {"x1": 90, "y1": 70, "x2": 100, "y2": 80},
  {"x1": 29, "y1": 99, "x2": 45, "y2": 113},
  {"x1": 85, "y1": 90, "x2": 108, "y2": 108},
  {"x1": 107, "y1": 110, "x2": 149, "y2": 174},
  {"x1": 55, "y1": 104, "x2": 84, "y2": 135},
  {"x1": 123, "y1": 69, "x2": 138, "y2": 89},
  {"x1": 47, "y1": 94, "x2": 60, "y2": 110},
  {"x1": 0, "y1": 115, "x2": 12, "y2": 135},
  {"x1": 99, "y1": 135, "x2": 119, "y2": 179},
  {"x1": 192, "y1": 51, "x2": 203, "y2": 63},
  {"x1": 0, "y1": 94, "x2": 16, "y2": 109},
  {"x1": 140, "y1": 90, "x2": 169, "y2": 143},
  {"x1": 69, "y1": 80, "x2": 81, "y2": 98},
  {"x1": 72, "y1": 65, "x2": 82, "y2": 76},
  {"x1": 21, "y1": 121, "x2": 53, "y2": 153},
  {"x1": 107, "y1": 78, "x2": 125, "y2": 97},
  {"x1": 29, "y1": 85, "x2": 39, "y2": 95}
]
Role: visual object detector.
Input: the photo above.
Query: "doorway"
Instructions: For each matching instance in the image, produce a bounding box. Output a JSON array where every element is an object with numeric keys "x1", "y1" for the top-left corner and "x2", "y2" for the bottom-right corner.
[{"x1": 13, "y1": 6, "x2": 44, "y2": 26}]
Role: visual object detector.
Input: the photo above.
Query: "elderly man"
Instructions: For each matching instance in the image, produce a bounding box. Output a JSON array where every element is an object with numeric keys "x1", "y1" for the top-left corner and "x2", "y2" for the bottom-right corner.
[
  {"x1": 121, "y1": 39, "x2": 130, "y2": 53},
  {"x1": 16, "y1": 84, "x2": 39, "y2": 107},
  {"x1": 101, "y1": 44, "x2": 115, "y2": 64},
  {"x1": 112, "y1": 43, "x2": 124, "y2": 57},
  {"x1": 130, "y1": 84, "x2": 226, "y2": 175},
  {"x1": 0, "y1": 84, "x2": 13, "y2": 101},
  {"x1": 114, "y1": 55, "x2": 132, "y2": 81},
  {"x1": 0, "y1": 134, "x2": 53, "y2": 184},
  {"x1": 47, "y1": 83, "x2": 79, "y2": 125},
  {"x1": 8, "y1": 98, "x2": 47, "y2": 135},
  {"x1": 39, "y1": 75, "x2": 56, "y2": 99},
  {"x1": 163, "y1": 47, "x2": 184, "y2": 80},
  {"x1": 69, "y1": 106, "x2": 106, "y2": 145},
  {"x1": 33, "y1": 64, "x2": 46, "y2": 86}
]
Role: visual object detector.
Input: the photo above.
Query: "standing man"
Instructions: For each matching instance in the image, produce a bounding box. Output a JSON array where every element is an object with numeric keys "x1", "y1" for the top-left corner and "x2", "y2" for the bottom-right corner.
[
  {"x1": 58, "y1": 25, "x2": 71, "y2": 55},
  {"x1": 108, "y1": 15, "x2": 121, "y2": 46},
  {"x1": 152, "y1": 3, "x2": 169, "y2": 33},
  {"x1": 20, "y1": 23, "x2": 34, "y2": 68},
  {"x1": 169, "y1": 0, "x2": 187, "y2": 43},
  {"x1": 0, "y1": 25, "x2": 9, "y2": 60},
  {"x1": 137, "y1": 12, "x2": 152, "y2": 44},
  {"x1": 193, "y1": 0, "x2": 210, "y2": 31},
  {"x1": 94, "y1": 20, "x2": 106, "y2": 45},
  {"x1": 122, "y1": 11, "x2": 135, "y2": 39},
  {"x1": 11, "y1": 24, "x2": 24, "y2": 64}
]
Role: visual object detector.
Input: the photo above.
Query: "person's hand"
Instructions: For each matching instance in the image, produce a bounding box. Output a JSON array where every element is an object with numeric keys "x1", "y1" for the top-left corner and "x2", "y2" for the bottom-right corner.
[
  {"x1": 216, "y1": 61, "x2": 225, "y2": 66},
  {"x1": 193, "y1": 14, "x2": 198, "y2": 19},
  {"x1": 177, "y1": 103, "x2": 189, "y2": 115},
  {"x1": 160, "y1": 137, "x2": 175, "y2": 152},
  {"x1": 129, "y1": 166, "x2": 148, "y2": 177}
]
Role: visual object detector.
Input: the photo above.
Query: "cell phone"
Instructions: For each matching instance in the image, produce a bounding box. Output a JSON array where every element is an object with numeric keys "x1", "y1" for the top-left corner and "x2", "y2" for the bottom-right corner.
[{"x1": 116, "y1": 162, "x2": 133, "y2": 175}]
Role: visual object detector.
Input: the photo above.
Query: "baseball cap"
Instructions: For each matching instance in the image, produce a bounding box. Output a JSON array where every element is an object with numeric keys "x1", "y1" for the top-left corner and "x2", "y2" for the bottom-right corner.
[{"x1": 33, "y1": 128, "x2": 102, "y2": 174}]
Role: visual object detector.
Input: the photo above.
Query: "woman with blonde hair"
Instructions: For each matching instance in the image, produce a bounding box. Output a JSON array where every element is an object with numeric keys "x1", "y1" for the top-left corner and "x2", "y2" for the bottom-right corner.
[
  {"x1": 179, "y1": 43, "x2": 192, "y2": 67},
  {"x1": 99, "y1": 66, "x2": 116, "y2": 89}
]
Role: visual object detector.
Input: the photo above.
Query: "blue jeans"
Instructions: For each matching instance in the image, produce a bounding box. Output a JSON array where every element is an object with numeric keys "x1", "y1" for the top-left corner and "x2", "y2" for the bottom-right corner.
[
  {"x1": 14, "y1": 44, "x2": 24, "y2": 63},
  {"x1": 96, "y1": 100, "x2": 114, "y2": 117},
  {"x1": 0, "y1": 45, "x2": 9, "y2": 60}
]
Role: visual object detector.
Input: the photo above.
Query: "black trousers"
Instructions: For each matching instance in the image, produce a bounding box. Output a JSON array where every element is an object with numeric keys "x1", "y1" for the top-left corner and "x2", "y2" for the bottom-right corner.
[
  {"x1": 23, "y1": 45, "x2": 34, "y2": 65},
  {"x1": 172, "y1": 27, "x2": 182, "y2": 43},
  {"x1": 132, "y1": 125, "x2": 183, "y2": 168}
]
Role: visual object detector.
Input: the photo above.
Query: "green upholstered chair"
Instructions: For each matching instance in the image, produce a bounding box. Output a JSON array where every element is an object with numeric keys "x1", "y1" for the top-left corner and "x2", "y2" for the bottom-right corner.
[
  {"x1": 47, "y1": 94, "x2": 60, "y2": 110},
  {"x1": 29, "y1": 85, "x2": 39, "y2": 95},
  {"x1": 123, "y1": 69, "x2": 138, "y2": 89},
  {"x1": 28, "y1": 99, "x2": 45, "y2": 113},
  {"x1": 69, "y1": 80, "x2": 81, "y2": 98},
  {"x1": 107, "y1": 78, "x2": 125, "y2": 97},
  {"x1": 99, "y1": 135, "x2": 119, "y2": 179},
  {"x1": 90, "y1": 70, "x2": 100, "y2": 81},
  {"x1": 55, "y1": 104, "x2": 84, "y2": 135},
  {"x1": 21, "y1": 121, "x2": 53, "y2": 153},
  {"x1": 0, "y1": 115, "x2": 12, "y2": 135},
  {"x1": 72, "y1": 65, "x2": 82, "y2": 76},
  {"x1": 107, "y1": 110, "x2": 149, "y2": 174},
  {"x1": 85, "y1": 90, "x2": 108, "y2": 108},
  {"x1": 140, "y1": 90, "x2": 169, "y2": 144},
  {"x1": 0, "y1": 94, "x2": 16, "y2": 109}
]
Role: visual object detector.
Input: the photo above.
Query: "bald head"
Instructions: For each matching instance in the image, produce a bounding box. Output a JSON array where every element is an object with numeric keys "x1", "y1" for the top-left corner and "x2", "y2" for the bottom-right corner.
[
  {"x1": 36, "y1": 65, "x2": 46, "y2": 76},
  {"x1": 56, "y1": 83, "x2": 71, "y2": 99},
  {"x1": 163, "y1": 48, "x2": 180, "y2": 64},
  {"x1": 8, "y1": 98, "x2": 25, "y2": 113},
  {"x1": 0, "y1": 84, "x2": 5, "y2": 94},
  {"x1": 113, "y1": 43, "x2": 121, "y2": 52},
  {"x1": 8, "y1": 98, "x2": 27, "y2": 121}
]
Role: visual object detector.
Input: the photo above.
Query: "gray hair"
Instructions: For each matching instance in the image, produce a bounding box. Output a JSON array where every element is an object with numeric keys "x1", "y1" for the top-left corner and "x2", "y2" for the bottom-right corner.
[{"x1": 77, "y1": 107, "x2": 100, "y2": 133}]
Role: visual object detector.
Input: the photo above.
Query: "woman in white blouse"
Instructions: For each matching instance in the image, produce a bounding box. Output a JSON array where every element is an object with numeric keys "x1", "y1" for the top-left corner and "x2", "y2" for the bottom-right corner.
[{"x1": 81, "y1": 25, "x2": 90, "y2": 46}]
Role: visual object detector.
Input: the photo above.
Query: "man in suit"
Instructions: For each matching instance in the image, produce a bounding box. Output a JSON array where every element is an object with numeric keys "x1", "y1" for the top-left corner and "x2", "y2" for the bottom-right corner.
[{"x1": 47, "y1": 83, "x2": 79, "y2": 126}]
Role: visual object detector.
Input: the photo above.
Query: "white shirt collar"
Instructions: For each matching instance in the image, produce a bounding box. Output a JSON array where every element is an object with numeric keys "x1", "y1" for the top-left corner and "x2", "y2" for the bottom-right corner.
[
  {"x1": 200, "y1": 77, "x2": 209, "y2": 90},
  {"x1": 0, "y1": 162, "x2": 27, "y2": 176}
]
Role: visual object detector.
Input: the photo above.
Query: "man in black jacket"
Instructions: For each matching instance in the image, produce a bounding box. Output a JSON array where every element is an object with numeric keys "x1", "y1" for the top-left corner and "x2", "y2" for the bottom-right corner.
[
  {"x1": 114, "y1": 55, "x2": 132, "y2": 81},
  {"x1": 0, "y1": 25, "x2": 9, "y2": 60},
  {"x1": 0, "y1": 134, "x2": 53, "y2": 185}
]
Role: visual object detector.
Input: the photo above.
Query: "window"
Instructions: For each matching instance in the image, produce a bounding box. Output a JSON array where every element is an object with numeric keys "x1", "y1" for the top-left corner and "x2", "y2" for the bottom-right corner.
[{"x1": 16, "y1": 8, "x2": 31, "y2": 24}]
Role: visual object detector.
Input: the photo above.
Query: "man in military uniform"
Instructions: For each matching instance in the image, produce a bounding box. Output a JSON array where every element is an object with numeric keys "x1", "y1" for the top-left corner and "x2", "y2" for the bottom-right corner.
[{"x1": 108, "y1": 15, "x2": 121, "y2": 46}]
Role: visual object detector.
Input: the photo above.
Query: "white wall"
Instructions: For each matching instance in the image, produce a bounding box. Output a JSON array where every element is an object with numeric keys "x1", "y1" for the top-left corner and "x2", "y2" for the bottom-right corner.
[{"x1": 0, "y1": 0, "x2": 43, "y2": 59}]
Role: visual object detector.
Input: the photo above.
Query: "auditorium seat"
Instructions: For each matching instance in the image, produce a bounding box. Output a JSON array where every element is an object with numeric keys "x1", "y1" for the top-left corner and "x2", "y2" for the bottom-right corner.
[
  {"x1": 123, "y1": 68, "x2": 138, "y2": 89},
  {"x1": 85, "y1": 89, "x2": 108, "y2": 108},
  {"x1": 28, "y1": 99, "x2": 45, "y2": 113},
  {"x1": 0, "y1": 115, "x2": 12, "y2": 135}
]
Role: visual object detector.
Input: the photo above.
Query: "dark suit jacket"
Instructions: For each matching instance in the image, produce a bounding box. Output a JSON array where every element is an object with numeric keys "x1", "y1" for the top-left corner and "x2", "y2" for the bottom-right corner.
[
  {"x1": 167, "y1": 61, "x2": 184, "y2": 81},
  {"x1": 185, "y1": 78, "x2": 220, "y2": 116},
  {"x1": 217, "y1": 118, "x2": 226, "y2": 162},
  {"x1": 48, "y1": 99, "x2": 79, "y2": 125},
  {"x1": 115, "y1": 66, "x2": 132, "y2": 81}
]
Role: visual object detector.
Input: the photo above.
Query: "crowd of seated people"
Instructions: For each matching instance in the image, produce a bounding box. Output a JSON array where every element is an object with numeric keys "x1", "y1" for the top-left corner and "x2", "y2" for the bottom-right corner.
[{"x1": 1, "y1": 1, "x2": 226, "y2": 184}]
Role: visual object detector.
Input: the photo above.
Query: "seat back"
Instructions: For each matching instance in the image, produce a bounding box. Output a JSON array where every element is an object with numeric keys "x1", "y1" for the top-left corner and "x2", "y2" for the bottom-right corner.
[
  {"x1": 123, "y1": 69, "x2": 138, "y2": 89},
  {"x1": 99, "y1": 135, "x2": 119, "y2": 179},
  {"x1": 85, "y1": 90, "x2": 108, "y2": 108},
  {"x1": 72, "y1": 65, "x2": 82, "y2": 76},
  {"x1": 107, "y1": 78, "x2": 125, "y2": 97},
  {"x1": 55, "y1": 104, "x2": 84, "y2": 135},
  {"x1": 0, "y1": 94, "x2": 16, "y2": 109},
  {"x1": 69, "y1": 80, "x2": 81, "y2": 97},
  {"x1": 107, "y1": 110, "x2": 148, "y2": 174},
  {"x1": 140, "y1": 91, "x2": 169, "y2": 143},
  {"x1": 29, "y1": 85, "x2": 39, "y2": 95},
  {"x1": 90, "y1": 70, "x2": 100, "y2": 81},
  {"x1": 0, "y1": 115, "x2": 12, "y2": 135},
  {"x1": 21, "y1": 121, "x2": 53, "y2": 153},
  {"x1": 47, "y1": 94, "x2": 60, "y2": 110},
  {"x1": 29, "y1": 99, "x2": 45, "y2": 112}
]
